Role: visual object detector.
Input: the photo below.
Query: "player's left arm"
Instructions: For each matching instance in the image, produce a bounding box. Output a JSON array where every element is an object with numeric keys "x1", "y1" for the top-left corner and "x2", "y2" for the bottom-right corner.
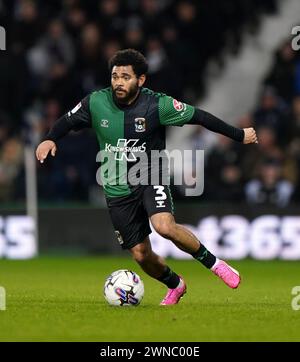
[
  {"x1": 158, "y1": 95, "x2": 257, "y2": 144},
  {"x1": 189, "y1": 108, "x2": 257, "y2": 144}
]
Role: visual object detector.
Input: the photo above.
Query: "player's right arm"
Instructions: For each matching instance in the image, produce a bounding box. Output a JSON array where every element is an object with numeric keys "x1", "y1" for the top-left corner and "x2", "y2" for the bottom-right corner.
[{"x1": 36, "y1": 95, "x2": 92, "y2": 163}]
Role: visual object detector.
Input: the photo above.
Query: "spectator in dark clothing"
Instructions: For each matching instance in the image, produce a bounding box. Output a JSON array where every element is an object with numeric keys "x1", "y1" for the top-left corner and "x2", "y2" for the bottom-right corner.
[
  {"x1": 205, "y1": 135, "x2": 244, "y2": 201},
  {"x1": 253, "y1": 87, "x2": 288, "y2": 145},
  {"x1": 245, "y1": 158, "x2": 294, "y2": 207},
  {"x1": 264, "y1": 40, "x2": 297, "y2": 103}
]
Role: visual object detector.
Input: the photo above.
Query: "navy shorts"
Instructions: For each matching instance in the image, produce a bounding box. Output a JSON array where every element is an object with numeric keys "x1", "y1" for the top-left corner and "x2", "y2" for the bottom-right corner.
[{"x1": 105, "y1": 185, "x2": 174, "y2": 250}]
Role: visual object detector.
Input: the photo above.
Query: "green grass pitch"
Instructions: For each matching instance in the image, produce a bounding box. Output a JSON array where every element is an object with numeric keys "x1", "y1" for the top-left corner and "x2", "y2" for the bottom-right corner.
[{"x1": 0, "y1": 257, "x2": 300, "y2": 341}]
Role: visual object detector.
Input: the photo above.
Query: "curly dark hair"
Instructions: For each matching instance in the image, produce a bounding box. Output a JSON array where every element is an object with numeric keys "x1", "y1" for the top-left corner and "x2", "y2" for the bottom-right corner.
[{"x1": 108, "y1": 49, "x2": 148, "y2": 77}]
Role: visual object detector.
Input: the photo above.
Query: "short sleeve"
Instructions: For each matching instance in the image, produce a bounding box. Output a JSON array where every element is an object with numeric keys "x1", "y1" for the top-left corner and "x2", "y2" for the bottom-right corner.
[{"x1": 158, "y1": 95, "x2": 195, "y2": 126}]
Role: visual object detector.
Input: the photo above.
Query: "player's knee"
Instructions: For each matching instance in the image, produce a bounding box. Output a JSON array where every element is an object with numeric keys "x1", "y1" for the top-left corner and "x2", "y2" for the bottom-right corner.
[
  {"x1": 153, "y1": 221, "x2": 174, "y2": 239},
  {"x1": 131, "y1": 244, "x2": 152, "y2": 265},
  {"x1": 132, "y1": 249, "x2": 150, "y2": 265}
]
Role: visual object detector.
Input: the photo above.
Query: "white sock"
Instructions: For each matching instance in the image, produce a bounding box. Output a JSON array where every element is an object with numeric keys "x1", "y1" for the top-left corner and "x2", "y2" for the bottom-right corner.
[
  {"x1": 176, "y1": 278, "x2": 184, "y2": 288},
  {"x1": 211, "y1": 258, "x2": 220, "y2": 270}
]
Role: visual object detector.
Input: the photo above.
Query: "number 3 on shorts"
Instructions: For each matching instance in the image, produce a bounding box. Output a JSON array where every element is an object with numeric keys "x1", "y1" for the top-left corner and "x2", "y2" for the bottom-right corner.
[{"x1": 153, "y1": 186, "x2": 167, "y2": 208}]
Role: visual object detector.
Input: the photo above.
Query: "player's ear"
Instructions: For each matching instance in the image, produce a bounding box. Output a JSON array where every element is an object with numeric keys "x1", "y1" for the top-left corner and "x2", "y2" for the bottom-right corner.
[{"x1": 138, "y1": 74, "x2": 146, "y2": 87}]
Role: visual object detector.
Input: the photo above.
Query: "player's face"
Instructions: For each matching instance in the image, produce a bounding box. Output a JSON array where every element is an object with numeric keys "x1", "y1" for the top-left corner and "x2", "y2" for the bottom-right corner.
[{"x1": 111, "y1": 65, "x2": 145, "y2": 104}]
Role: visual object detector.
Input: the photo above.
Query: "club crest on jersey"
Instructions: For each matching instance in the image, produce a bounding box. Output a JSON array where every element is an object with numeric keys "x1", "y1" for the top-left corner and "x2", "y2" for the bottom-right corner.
[
  {"x1": 101, "y1": 119, "x2": 109, "y2": 128},
  {"x1": 134, "y1": 118, "x2": 146, "y2": 132},
  {"x1": 173, "y1": 99, "x2": 184, "y2": 111}
]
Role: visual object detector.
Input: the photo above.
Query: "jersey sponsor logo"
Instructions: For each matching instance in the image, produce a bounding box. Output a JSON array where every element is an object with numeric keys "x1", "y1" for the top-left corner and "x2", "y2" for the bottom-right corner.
[
  {"x1": 67, "y1": 102, "x2": 82, "y2": 117},
  {"x1": 134, "y1": 118, "x2": 146, "y2": 132},
  {"x1": 105, "y1": 139, "x2": 146, "y2": 161},
  {"x1": 172, "y1": 99, "x2": 184, "y2": 112},
  {"x1": 101, "y1": 119, "x2": 109, "y2": 127}
]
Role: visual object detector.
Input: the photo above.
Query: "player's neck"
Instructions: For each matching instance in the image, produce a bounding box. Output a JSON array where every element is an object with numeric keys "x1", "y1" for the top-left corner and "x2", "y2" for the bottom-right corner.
[{"x1": 127, "y1": 89, "x2": 141, "y2": 105}]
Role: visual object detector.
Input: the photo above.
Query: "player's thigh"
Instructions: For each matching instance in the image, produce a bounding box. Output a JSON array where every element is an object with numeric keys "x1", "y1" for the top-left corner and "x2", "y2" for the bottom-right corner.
[
  {"x1": 143, "y1": 185, "x2": 175, "y2": 217},
  {"x1": 106, "y1": 192, "x2": 151, "y2": 250}
]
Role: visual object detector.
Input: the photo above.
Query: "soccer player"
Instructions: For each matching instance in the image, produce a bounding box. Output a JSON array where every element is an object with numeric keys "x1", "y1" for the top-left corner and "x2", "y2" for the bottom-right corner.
[{"x1": 36, "y1": 49, "x2": 258, "y2": 305}]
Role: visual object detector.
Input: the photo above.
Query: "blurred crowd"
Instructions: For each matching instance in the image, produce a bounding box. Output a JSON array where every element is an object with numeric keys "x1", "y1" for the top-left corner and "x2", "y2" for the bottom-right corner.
[
  {"x1": 177, "y1": 37, "x2": 300, "y2": 207},
  {"x1": 2, "y1": 0, "x2": 298, "y2": 208}
]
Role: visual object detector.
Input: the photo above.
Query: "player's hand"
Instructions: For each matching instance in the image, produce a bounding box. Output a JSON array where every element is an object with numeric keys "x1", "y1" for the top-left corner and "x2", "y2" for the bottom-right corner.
[
  {"x1": 243, "y1": 127, "x2": 258, "y2": 144},
  {"x1": 36, "y1": 140, "x2": 57, "y2": 163}
]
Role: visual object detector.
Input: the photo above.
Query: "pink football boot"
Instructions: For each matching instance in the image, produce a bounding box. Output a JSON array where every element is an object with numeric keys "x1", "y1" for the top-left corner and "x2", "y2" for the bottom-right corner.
[
  {"x1": 211, "y1": 260, "x2": 241, "y2": 289},
  {"x1": 160, "y1": 277, "x2": 187, "y2": 306}
]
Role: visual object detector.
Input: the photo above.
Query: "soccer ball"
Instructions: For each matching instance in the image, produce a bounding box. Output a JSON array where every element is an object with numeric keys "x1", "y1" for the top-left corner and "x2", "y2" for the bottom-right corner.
[{"x1": 104, "y1": 269, "x2": 144, "y2": 306}]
